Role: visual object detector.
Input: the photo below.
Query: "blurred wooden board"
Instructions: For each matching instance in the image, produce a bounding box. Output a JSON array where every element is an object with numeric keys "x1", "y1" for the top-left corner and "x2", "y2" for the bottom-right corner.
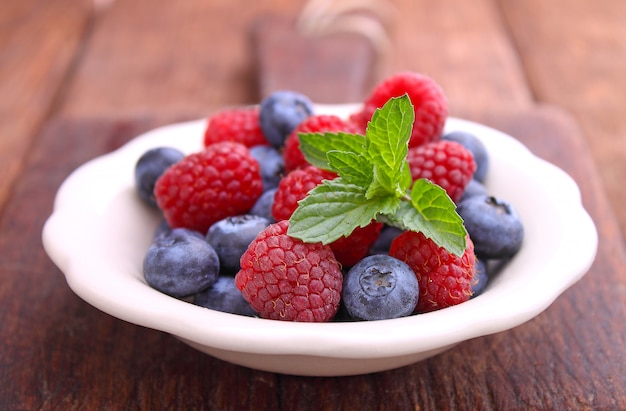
[
  {"x1": 497, "y1": 0, "x2": 626, "y2": 238},
  {"x1": 251, "y1": 15, "x2": 376, "y2": 103},
  {"x1": 0, "y1": 0, "x2": 92, "y2": 212},
  {"x1": 2, "y1": 0, "x2": 626, "y2": 409}
]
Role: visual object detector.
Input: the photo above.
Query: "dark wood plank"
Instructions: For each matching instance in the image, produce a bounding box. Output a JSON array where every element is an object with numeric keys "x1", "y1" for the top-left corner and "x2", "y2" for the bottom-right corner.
[
  {"x1": 383, "y1": 0, "x2": 533, "y2": 112},
  {"x1": 1, "y1": 110, "x2": 623, "y2": 410},
  {"x1": 497, "y1": 0, "x2": 626, "y2": 237},
  {"x1": 58, "y1": 0, "x2": 306, "y2": 119},
  {"x1": 3, "y1": 0, "x2": 624, "y2": 409},
  {"x1": 59, "y1": 0, "x2": 533, "y2": 114},
  {"x1": 0, "y1": 0, "x2": 92, "y2": 213},
  {"x1": 251, "y1": 15, "x2": 377, "y2": 103}
]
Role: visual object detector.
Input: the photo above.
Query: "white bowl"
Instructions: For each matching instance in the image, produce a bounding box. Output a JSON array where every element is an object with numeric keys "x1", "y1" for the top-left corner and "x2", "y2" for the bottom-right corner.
[{"x1": 42, "y1": 104, "x2": 598, "y2": 376}]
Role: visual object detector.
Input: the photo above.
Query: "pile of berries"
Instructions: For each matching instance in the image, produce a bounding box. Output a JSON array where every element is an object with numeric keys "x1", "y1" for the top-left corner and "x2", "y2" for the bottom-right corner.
[{"x1": 136, "y1": 71, "x2": 524, "y2": 322}]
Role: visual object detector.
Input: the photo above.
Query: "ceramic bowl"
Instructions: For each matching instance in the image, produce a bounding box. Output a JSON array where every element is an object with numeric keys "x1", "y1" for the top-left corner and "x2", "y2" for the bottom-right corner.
[{"x1": 42, "y1": 104, "x2": 597, "y2": 376}]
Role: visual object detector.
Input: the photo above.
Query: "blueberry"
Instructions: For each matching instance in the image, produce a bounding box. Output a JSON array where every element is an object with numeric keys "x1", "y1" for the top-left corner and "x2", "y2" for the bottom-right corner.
[
  {"x1": 457, "y1": 195, "x2": 524, "y2": 259},
  {"x1": 342, "y1": 255, "x2": 419, "y2": 321},
  {"x1": 443, "y1": 131, "x2": 489, "y2": 182},
  {"x1": 460, "y1": 179, "x2": 488, "y2": 202},
  {"x1": 369, "y1": 225, "x2": 403, "y2": 255},
  {"x1": 194, "y1": 276, "x2": 257, "y2": 317},
  {"x1": 259, "y1": 90, "x2": 314, "y2": 147},
  {"x1": 153, "y1": 219, "x2": 204, "y2": 241},
  {"x1": 143, "y1": 228, "x2": 219, "y2": 297},
  {"x1": 249, "y1": 188, "x2": 276, "y2": 222},
  {"x1": 249, "y1": 145, "x2": 284, "y2": 191},
  {"x1": 471, "y1": 259, "x2": 489, "y2": 297},
  {"x1": 206, "y1": 214, "x2": 271, "y2": 273},
  {"x1": 153, "y1": 219, "x2": 173, "y2": 240},
  {"x1": 135, "y1": 147, "x2": 185, "y2": 207}
]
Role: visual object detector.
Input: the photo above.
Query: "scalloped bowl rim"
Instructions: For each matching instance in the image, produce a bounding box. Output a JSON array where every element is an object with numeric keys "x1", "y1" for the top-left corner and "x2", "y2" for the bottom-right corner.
[{"x1": 42, "y1": 104, "x2": 597, "y2": 375}]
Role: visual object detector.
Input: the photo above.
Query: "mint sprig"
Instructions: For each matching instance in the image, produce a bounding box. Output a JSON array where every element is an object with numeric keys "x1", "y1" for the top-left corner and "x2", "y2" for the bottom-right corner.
[{"x1": 287, "y1": 94, "x2": 467, "y2": 257}]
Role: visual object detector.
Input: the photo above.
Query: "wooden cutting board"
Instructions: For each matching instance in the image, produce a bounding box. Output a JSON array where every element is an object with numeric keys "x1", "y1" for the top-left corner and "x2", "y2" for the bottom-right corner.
[{"x1": 1, "y1": 16, "x2": 624, "y2": 411}]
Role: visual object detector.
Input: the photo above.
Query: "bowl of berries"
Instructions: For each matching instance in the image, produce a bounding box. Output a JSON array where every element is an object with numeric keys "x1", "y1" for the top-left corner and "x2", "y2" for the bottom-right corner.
[{"x1": 42, "y1": 72, "x2": 597, "y2": 376}]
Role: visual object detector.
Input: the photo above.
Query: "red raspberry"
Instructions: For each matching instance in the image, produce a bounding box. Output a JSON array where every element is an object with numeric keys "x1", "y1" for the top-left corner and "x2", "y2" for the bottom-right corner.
[
  {"x1": 271, "y1": 165, "x2": 378, "y2": 266},
  {"x1": 283, "y1": 114, "x2": 351, "y2": 172},
  {"x1": 155, "y1": 142, "x2": 263, "y2": 233},
  {"x1": 407, "y1": 140, "x2": 476, "y2": 203},
  {"x1": 389, "y1": 231, "x2": 476, "y2": 313},
  {"x1": 330, "y1": 222, "x2": 382, "y2": 267},
  {"x1": 347, "y1": 111, "x2": 369, "y2": 135},
  {"x1": 203, "y1": 107, "x2": 268, "y2": 148},
  {"x1": 353, "y1": 72, "x2": 448, "y2": 148},
  {"x1": 235, "y1": 220, "x2": 343, "y2": 322},
  {"x1": 271, "y1": 165, "x2": 337, "y2": 221}
]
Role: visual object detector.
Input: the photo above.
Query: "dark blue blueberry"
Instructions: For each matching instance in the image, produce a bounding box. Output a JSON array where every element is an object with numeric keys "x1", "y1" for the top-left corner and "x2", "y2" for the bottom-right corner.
[
  {"x1": 369, "y1": 225, "x2": 403, "y2": 255},
  {"x1": 249, "y1": 188, "x2": 276, "y2": 222},
  {"x1": 206, "y1": 214, "x2": 271, "y2": 274},
  {"x1": 143, "y1": 228, "x2": 219, "y2": 297},
  {"x1": 443, "y1": 130, "x2": 489, "y2": 182},
  {"x1": 135, "y1": 147, "x2": 185, "y2": 207},
  {"x1": 471, "y1": 259, "x2": 489, "y2": 298},
  {"x1": 342, "y1": 255, "x2": 419, "y2": 321},
  {"x1": 153, "y1": 219, "x2": 173, "y2": 240},
  {"x1": 153, "y1": 219, "x2": 204, "y2": 241},
  {"x1": 249, "y1": 145, "x2": 284, "y2": 191},
  {"x1": 460, "y1": 179, "x2": 488, "y2": 202},
  {"x1": 259, "y1": 90, "x2": 314, "y2": 147},
  {"x1": 194, "y1": 276, "x2": 257, "y2": 317},
  {"x1": 457, "y1": 195, "x2": 524, "y2": 259}
]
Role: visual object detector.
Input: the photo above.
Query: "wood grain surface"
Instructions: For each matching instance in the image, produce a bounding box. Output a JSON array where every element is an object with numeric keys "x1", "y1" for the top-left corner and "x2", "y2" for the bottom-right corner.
[
  {"x1": 0, "y1": 0, "x2": 91, "y2": 213},
  {"x1": 1, "y1": 0, "x2": 625, "y2": 409}
]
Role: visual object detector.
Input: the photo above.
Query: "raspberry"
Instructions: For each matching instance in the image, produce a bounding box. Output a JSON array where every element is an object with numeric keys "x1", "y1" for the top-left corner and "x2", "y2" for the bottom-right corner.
[
  {"x1": 155, "y1": 142, "x2": 263, "y2": 233},
  {"x1": 270, "y1": 165, "x2": 377, "y2": 266},
  {"x1": 234, "y1": 220, "x2": 343, "y2": 322},
  {"x1": 347, "y1": 111, "x2": 369, "y2": 135},
  {"x1": 203, "y1": 107, "x2": 268, "y2": 148},
  {"x1": 389, "y1": 231, "x2": 476, "y2": 313},
  {"x1": 329, "y1": 222, "x2": 382, "y2": 267},
  {"x1": 271, "y1": 165, "x2": 337, "y2": 222},
  {"x1": 283, "y1": 114, "x2": 351, "y2": 173},
  {"x1": 442, "y1": 130, "x2": 490, "y2": 183},
  {"x1": 407, "y1": 140, "x2": 476, "y2": 203},
  {"x1": 354, "y1": 72, "x2": 448, "y2": 147}
]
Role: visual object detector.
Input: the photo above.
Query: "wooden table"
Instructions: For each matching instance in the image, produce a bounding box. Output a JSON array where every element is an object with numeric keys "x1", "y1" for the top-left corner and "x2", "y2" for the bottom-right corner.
[{"x1": 2, "y1": 0, "x2": 625, "y2": 409}]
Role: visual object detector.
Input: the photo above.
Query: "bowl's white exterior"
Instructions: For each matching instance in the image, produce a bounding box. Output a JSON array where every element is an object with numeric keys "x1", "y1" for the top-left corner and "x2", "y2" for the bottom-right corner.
[{"x1": 42, "y1": 105, "x2": 597, "y2": 376}]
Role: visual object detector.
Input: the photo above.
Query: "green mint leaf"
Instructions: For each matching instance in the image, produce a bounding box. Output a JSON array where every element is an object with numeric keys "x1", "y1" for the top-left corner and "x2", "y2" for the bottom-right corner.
[
  {"x1": 374, "y1": 195, "x2": 402, "y2": 216},
  {"x1": 365, "y1": 94, "x2": 414, "y2": 196},
  {"x1": 386, "y1": 179, "x2": 467, "y2": 257},
  {"x1": 288, "y1": 96, "x2": 467, "y2": 258},
  {"x1": 326, "y1": 150, "x2": 373, "y2": 185},
  {"x1": 399, "y1": 161, "x2": 413, "y2": 192},
  {"x1": 287, "y1": 179, "x2": 382, "y2": 244},
  {"x1": 298, "y1": 132, "x2": 366, "y2": 171}
]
